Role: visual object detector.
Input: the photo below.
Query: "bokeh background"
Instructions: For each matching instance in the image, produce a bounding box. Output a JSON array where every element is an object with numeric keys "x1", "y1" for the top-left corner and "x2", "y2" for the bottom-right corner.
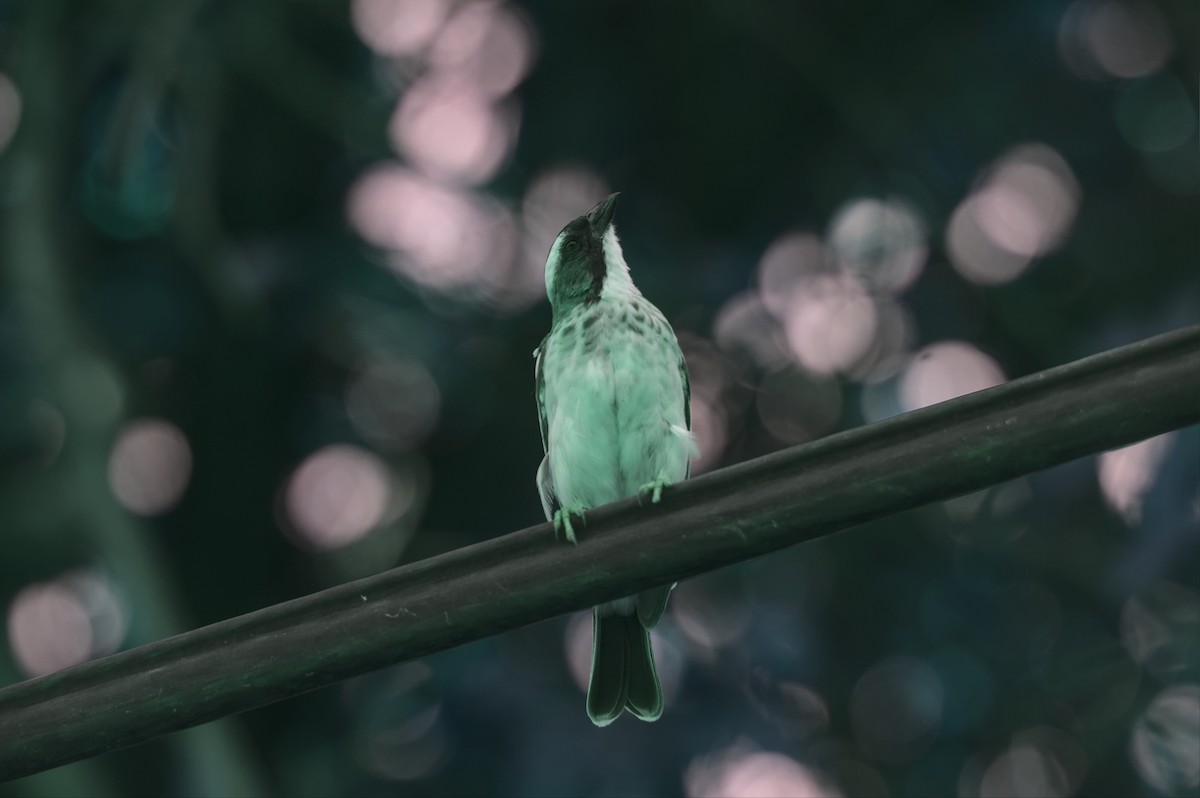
[{"x1": 1, "y1": 0, "x2": 1198, "y2": 796}]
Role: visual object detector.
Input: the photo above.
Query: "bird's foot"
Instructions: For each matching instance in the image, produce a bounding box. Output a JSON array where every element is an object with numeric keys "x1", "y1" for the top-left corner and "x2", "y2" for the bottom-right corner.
[
  {"x1": 637, "y1": 477, "x2": 672, "y2": 506},
  {"x1": 553, "y1": 506, "x2": 588, "y2": 544}
]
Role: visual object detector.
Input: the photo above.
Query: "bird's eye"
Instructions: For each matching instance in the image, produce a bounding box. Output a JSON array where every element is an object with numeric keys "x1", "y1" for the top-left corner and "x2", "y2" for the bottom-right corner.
[{"x1": 563, "y1": 239, "x2": 581, "y2": 255}]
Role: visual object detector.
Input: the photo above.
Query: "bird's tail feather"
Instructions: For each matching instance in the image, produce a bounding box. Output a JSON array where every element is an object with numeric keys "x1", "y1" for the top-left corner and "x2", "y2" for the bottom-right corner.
[
  {"x1": 586, "y1": 609, "x2": 664, "y2": 726},
  {"x1": 636, "y1": 585, "x2": 672, "y2": 629}
]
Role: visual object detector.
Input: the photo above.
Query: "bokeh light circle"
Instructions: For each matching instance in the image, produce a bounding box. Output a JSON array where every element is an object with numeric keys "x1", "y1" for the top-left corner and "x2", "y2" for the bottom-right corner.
[
  {"x1": 1130, "y1": 683, "x2": 1200, "y2": 795},
  {"x1": 899, "y1": 342, "x2": 1006, "y2": 411},
  {"x1": 828, "y1": 197, "x2": 928, "y2": 295},
  {"x1": 947, "y1": 144, "x2": 1080, "y2": 285},
  {"x1": 1058, "y1": 0, "x2": 1173, "y2": 81},
  {"x1": 350, "y1": 0, "x2": 450, "y2": 57},
  {"x1": 107, "y1": 418, "x2": 193, "y2": 516},
  {"x1": 6, "y1": 570, "x2": 126, "y2": 678},
  {"x1": 684, "y1": 744, "x2": 842, "y2": 798},
  {"x1": 851, "y1": 657, "x2": 944, "y2": 764},
  {"x1": 285, "y1": 444, "x2": 393, "y2": 551}
]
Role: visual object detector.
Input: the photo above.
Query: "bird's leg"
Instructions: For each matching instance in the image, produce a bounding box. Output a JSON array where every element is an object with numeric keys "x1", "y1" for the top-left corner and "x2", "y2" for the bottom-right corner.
[
  {"x1": 552, "y1": 505, "x2": 588, "y2": 544},
  {"x1": 637, "y1": 476, "x2": 672, "y2": 506}
]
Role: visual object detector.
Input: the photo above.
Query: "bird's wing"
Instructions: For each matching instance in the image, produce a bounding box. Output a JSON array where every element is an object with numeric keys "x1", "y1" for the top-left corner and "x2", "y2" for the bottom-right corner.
[
  {"x1": 534, "y1": 338, "x2": 559, "y2": 521},
  {"x1": 536, "y1": 454, "x2": 559, "y2": 521},
  {"x1": 534, "y1": 337, "x2": 550, "y2": 454},
  {"x1": 679, "y1": 350, "x2": 691, "y2": 431},
  {"x1": 679, "y1": 348, "x2": 692, "y2": 479}
]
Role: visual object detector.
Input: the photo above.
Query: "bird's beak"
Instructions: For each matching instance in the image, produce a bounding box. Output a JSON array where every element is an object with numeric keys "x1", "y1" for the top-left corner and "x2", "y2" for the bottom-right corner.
[{"x1": 586, "y1": 192, "x2": 619, "y2": 234}]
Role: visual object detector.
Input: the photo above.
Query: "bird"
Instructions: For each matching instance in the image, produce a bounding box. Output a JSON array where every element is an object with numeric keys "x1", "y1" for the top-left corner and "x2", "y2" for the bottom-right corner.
[{"x1": 533, "y1": 192, "x2": 696, "y2": 726}]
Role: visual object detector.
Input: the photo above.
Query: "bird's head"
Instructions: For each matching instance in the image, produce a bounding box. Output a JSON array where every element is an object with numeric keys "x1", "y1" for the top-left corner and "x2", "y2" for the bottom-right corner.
[{"x1": 544, "y1": 193, "x2": 633, "y2": 314}]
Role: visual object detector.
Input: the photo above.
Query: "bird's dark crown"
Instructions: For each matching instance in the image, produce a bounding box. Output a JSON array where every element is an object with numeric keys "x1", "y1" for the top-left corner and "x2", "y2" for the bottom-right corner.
[{"x1": 547, "y1": 194, "x2": 619, "y2": 315}]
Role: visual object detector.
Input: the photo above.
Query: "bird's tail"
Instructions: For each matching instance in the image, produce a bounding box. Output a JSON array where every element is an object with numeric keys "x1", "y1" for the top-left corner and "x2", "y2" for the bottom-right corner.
[{"x1": 586, "y1": 608, "x2": 663, "y2": 726}]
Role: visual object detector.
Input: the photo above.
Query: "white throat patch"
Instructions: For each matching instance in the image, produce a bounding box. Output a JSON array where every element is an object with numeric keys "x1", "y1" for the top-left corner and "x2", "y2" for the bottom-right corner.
[{"x1": 599, "y1": 226, "x2": 636, "y2": 299}]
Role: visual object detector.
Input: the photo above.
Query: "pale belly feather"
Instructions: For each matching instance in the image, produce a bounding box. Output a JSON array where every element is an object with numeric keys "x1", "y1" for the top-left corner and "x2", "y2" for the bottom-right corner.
[{"x1": 543, "y1": 298, "x2": 692, "y2": 511}]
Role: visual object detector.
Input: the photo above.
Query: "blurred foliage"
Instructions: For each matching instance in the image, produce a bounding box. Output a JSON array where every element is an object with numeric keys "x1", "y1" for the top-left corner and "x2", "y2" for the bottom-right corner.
[{"x1": 0, "y1": 0, "x2": 1197, "y2": 796}]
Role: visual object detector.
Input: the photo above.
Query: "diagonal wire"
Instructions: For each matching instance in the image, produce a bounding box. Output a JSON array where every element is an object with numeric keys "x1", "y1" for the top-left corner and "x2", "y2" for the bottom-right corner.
[{"x1": 1, "y1": 325, "x2": 1197, "y2": 781}]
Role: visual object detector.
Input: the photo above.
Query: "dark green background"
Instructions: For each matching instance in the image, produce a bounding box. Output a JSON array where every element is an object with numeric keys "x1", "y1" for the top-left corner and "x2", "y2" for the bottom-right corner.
[{"x1": 1, "y1": 0, "x2": 1197, "y2": 796}]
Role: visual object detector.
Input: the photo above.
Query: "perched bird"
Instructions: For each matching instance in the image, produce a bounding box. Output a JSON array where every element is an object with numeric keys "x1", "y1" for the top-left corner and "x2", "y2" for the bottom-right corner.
[{"x1": 533, "y1": 193, "x2": 696, "y2": 726}]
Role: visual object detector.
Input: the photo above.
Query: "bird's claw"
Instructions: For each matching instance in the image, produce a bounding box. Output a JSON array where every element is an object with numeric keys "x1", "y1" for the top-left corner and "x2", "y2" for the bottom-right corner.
[
  {"x1": 637, "y1": 478, "x2": 671, "y2": 506},
  {"x1": 553, "y1": 506, "x2": 587, "y2": 544}
]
